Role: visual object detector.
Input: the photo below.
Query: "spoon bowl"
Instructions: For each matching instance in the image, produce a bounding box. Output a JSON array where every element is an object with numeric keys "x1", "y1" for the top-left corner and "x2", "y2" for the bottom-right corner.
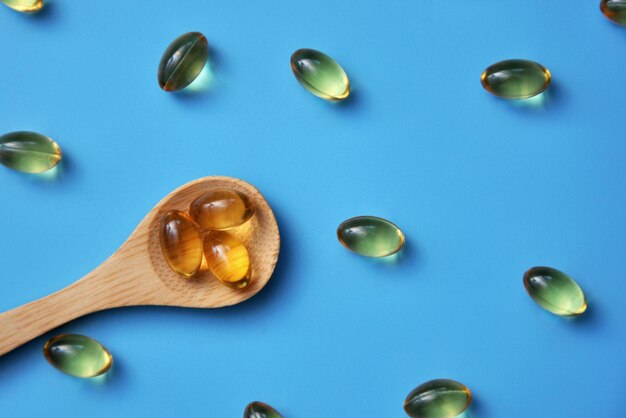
[{"x1": 0, "y1": 176, "x2": 280, "y2": 356}]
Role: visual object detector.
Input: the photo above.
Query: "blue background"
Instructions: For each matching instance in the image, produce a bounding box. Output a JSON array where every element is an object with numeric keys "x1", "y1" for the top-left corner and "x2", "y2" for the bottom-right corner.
[{"x1": 1, "y1": 1, "x2": 625, "y2": 417}]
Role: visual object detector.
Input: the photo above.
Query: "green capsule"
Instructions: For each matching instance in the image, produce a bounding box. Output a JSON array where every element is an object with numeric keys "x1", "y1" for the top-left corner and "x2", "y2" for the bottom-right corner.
[
  {"x1": 158, "y1": 32, "x2": 208, "y2": 92},
  {"x1": 601, "y1": 0, "x2": 626, "y2": 25},
  {"x1": 244, "y1": 401, "x2": 283, "y2": 418},
  {"x1": 481, "y1": 59, "x2": 551, "y2": 99},
  {"x1": 43, "y1": 334, "x2": 112, "y2": 378},
  {"x1": 337, "y1": 216, "x2": 405, "y2": 258},
  {"x1": 290, "y1": 48, "x2": 350, "y2": 101},
  {"x1": 404, "y1": 379, "x2": 472, "y2": 418},
  {"x1": 1, "y1": 0, "x2": 43, "y2": 12},
  {"x1": 0, "y1": 131, "x2": 62, "y2": 174},
  {"x1": 523, "y1": 266, "x2": 587, "y2": 317}
]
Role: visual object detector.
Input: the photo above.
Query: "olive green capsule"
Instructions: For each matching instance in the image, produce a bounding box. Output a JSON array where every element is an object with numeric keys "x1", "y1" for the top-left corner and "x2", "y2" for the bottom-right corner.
[
  {"x1": 43, "y1": 334, "x2": 112, "y2": 378},
  {"x1": 481, "y1": 59, "x2": 551, "y2": 99},
  {"x1": 523, "y1": 266, "x2": 587, "y2": 316},
  {"x1": 290, "y1": 48, "x2": 350, "y2": 101},
  {"x1": 158, "y1": 32, "x2": 208, "y2": 92},
  {"x1": 1, "y1": 0, "x2": 43, "y2": 12},
  {"x1": 601, "y1": 0, "x2": 626, "y2": 25},
  {"x1": 244, "y1": 401, "x2": 283, "y2": 418},
  {"x1": 337, "y1": 216, "x2": 405, "y2": 258},
  {"x1": 404, "y1": 379, "x2": 472, "y2": 418},
  {"x1": 0, "y1": 131, "x2": 62, "y2": 174}
]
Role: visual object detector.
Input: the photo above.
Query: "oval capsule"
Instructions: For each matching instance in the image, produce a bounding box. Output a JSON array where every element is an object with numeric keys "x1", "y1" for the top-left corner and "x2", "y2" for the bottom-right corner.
[
  {"x1": 43, "y1": 334, "x2": 112, "y2": 378},
  {"x1": 158, "y1": 32, "x2": 208, "y2": 91},
  {"x1": 203, "y1": 231, "x2": 251, "y2": 289},
  {"x1": 244, "y1": 401, "x2": 283, "y2": 418},
  {"x1": 290, "y1": 48, "x2": 350, "y2": 101},
  {"x1": 0, "y1": 131, "x2": 62, "y2": 173},
  {"x1": 1, "y1": 0, "x2": 43, "y2": 12},
  {"x1": 160, "y1": 210, "x2": 203, "y2": 277},
  {"x1": 523, "y1": 266, "x2": 587, "y2": 316},
  {"x1": 189, "y1": 189, "x2": 254, "y2": 230},
  {"x1": 404, "y1": 379, "x2": 472, "y2": 418},
  {"x1": 600, "y1": 0, "x2": 626, "y2": 25},
  {"x1": 481, "y1": 59, "x2": 551, "y2": 99},
  {"x1": 337, "y1": 216, "x2": 405, "y2": 258}
]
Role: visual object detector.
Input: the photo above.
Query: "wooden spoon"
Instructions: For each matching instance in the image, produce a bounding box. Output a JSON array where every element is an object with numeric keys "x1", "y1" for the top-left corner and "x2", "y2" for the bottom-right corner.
[{"x1": 0, "y1": 176, "x2": 280, "y2": 356}]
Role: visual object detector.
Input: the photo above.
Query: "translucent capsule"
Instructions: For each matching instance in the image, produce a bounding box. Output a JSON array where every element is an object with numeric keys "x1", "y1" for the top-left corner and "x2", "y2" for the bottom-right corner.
[
  {"x1": 189, "y1": 189, "x2": 255, "y2": 230},
  {"x1": 404, "y1": 379, "x2": 472, "y2": 418},
  {"x1": 481, "y1": 59, "x2": 551, "y2": 99},
  {"x1": 160, "y1": 210, "x2": 203, "y2": 277},
  {"x1": 290, "y1": 48, "x2": 350, "y2": 101},
  {"x1": 601, "y1": 0, "x2": 626, "y2": 25},
  {"x1": 337, "y1": 216, "x2": 405, "y2": 258},
  {"x1": 203, "y1": 231, "x2": 250, "y2": 289},
  {"x1": 523, "y1": 266, "x2": 587, "y2": 316},
  {"x1": 244, "y1": 401, "x2": 283, "y2": 418},
  {"x1": 0, "y1": 131, "x2": 62, "y2": 173},
  {"x1": 1, "y1": 0, "x2": 43, "y2": 12},
  {"x1": 158, "y1": 32, "x2": 208, "y2": 92},
  {"x1": 43, "y1": 334, "x2": 112, "y2": 378}
]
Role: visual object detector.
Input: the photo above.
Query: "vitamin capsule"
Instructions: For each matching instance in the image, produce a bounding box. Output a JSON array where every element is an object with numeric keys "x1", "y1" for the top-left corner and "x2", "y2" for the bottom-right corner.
[
  {"x1": 203, "y1": 231, "x2": 250, "y2": 289},
  {"x1": 244, "y1": 401, "x2": 283, "y2": 418},
  {"x1": 160, "y1": 210, "x2": 203, "y2": 277},
  {"x1": 1, "y1": 0, "x2": 43, "y2": 12},
  {"x1": 0, "y1": 131, "x2": 62, "y2": 173},
  {"x1": 404, "y1": 379, "x2": 472, "y2": 418},
  {"x1": 290, "y1": 48, "x2": 350, "y2": 101},
  {"x1": 481, "y1": 59, "x2": 551, "y2": 99},
  {"x1": 43, "y1": 334, "x2": 112, "y2": 378},
  {"x1": 189, "y1": 189, "x2": 255, "y2": 230},
  {"x1": 337, "y1": 216, "x2": 405, "y2": 258},
  {"x1": 601, "y1": 0, "x2": 626, "y2": 25},
  {"x1": 158, "y1": 32, "x2": 208, "y2": 92},
  {"x1": 523, "y1": 266, "x2": 587, "y2": 316}
]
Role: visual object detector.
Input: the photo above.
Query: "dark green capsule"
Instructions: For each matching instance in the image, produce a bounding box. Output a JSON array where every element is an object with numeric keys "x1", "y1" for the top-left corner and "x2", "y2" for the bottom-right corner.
[
  {"x1": 337, "y1": 216, "x2": 405, "y2": 258},
  {"x1": 0, "y1": 131, "x2": 62, "y2": 173},
  {"x1": 290, "y1": 48, "x2": 350, "y2": 101},
  {"x1": 601, "y1": 0, "x2": 626, "y2": 25},
  {"x1": 523, "y1": 266, "x2": 587, "y2": 317},
  {"x1": 158, "y1": 32, "x2": 208, "y2": 92},
  {"x1": 244, "y1": 401, "x2": 282, "y2": 418},
  {"x1": 404, "y1": 379, "x2": 472, "y2": 418},
  {"x1": 481, "y1": 59, "x2": 551, "y2": 99},
  {"x1": 43, "y1": 334, "x2": 112, "y2": 378}
]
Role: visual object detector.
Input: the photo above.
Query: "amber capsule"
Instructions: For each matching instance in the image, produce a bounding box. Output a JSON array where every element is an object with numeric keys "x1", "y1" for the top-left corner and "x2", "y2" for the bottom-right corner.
[
  {"x1": 160, "y1": 210, "x2": 203, "y2": 277},
  {"x1": 203, "y1": 231, "x2": 250, "y2": 289},
  {"x1": 523, "y1": 266, "x2": 587, "y2": 316},
  {"x1": 481, "y1": 59, "x2": 551, "y2": 99},
  {"x1": 404, "y1": 379, "x2": 472, "y2": 418},
  {"x1": 244, "y1": 401, "x2": 283, "y2": 418},
  {"x1": 189, "y1": 189, "x2": 255, "y2": 230},
  {"x1": 0, "y1": 131, "x2": 62, "y2": 173},
  {"x1": 43, "y1": 334, "x2": 112, "y2": 378},
  {"x1": 158, "y1": 32, "x2": 208, "y2": 91},
  {"x1": 290, "y1": 48, "x2": 350, "y2": 101},
  {"x1": 601, "y1": 0, "x2": 626, "y2": 25},
  {"x1": 337, "y1": 216, "x2": 405, "y2": 257},
  {"x1": 1, "y1": 0, "x2": 43, "y2": 12}
]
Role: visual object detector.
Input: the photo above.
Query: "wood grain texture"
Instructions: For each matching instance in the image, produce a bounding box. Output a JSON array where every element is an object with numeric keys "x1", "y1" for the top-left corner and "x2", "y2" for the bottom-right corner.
[{"x1": 0, "y1": 176, "x2": 280, "y2": 356}]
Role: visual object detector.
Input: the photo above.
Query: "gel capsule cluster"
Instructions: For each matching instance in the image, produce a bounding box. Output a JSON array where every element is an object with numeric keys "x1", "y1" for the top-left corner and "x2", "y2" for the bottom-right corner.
[{"x1": 159, "y1": 189, "x2": 255, "y2": 289}]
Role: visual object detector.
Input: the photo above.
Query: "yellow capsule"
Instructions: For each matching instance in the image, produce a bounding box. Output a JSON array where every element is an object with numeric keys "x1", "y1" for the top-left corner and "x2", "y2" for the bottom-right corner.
[
  {"x1": 159, "y1": 210, "x2": 203, "y2": 277},
  {"x1": 189, "y1": 189, "x2": 254, "y2": 230},
  {"x1": 203, "y1": 231, "x2": 250, "y2": 289},
  {"x1": 43, "y1": 334, "x2": 112, "y2": 378},
  {"x1": 1, "y1": 0, "x2": 43, "y2": 13}
]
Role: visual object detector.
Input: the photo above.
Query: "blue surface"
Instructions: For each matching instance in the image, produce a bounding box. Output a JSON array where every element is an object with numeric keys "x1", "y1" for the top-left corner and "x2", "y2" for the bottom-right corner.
[{"x1": 1, "y1": 1, "x2": 625, "y2": 417}]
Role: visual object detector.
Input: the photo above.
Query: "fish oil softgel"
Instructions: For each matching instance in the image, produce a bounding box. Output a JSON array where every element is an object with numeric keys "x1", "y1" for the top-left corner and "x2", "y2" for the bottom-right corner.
[
  {"x1": 523, "y1": 266, "x2": 587, "y2": 316},
  {"x1": 290, "y1": 48, "x2": 350, "y2": 101},
  {"x1": 189, "y1": 189, "x2": 254, "y2": 230},
  {"x1": 337, "y1": 216, "x2": 405, "y2": 257},
  {"x1": 160, "y1": 210, "x2": 204, "y2": 278},
  {"x1": 481, "y1": 59, "x2": 551, "y2": 99},
  {"x1": 203, "y1": 231, "x2": 251, "y2": 289},
  {"x1": 601, "y1": 0, "x2": 626, "y2": 25},
  {"x1": 158, "y1": 32, "x2": 208, "y2": 92},
  {"x1": 404, "y1": 379, "x2": 472, "y2": 418},
  {"x1": 244, "y1": 401, "x2": 283, "y2": 418},
  {"x1": 43, "y1": 334, "x2": 112, "y2": 378},
  {"x1": 1, "y1": 0, "x2": 42, "y2": 12},
  {"x1": 0, "y1": 131, "x2": 62, "y2": 173}
]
